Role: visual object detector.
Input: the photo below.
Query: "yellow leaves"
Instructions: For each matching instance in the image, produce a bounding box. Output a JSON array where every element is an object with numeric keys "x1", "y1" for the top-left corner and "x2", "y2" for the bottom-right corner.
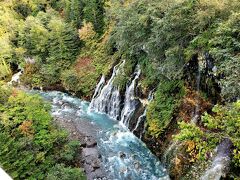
[
  {"x1": 234, "y1": 100, "x2": 240, "y2": 109},
  {"x1": 194, "y1": 0, "x2": 239, "y2": 29},
  {"x1": 173, "y1": 155, "x2": 185, "y2": 177},
  {"x1": 1, "y1": 112, "x2": 11, "y2": 126},
  {"x1": 124, "y1": 0, "x2": 136, "y2": 7},
  {"x1": 185, "y1": 140, "x2": 198, "y2": 162},
  {"x1": 0, "y1": 59, "x2": 11, "y2": 80},
  {"x1": 174, "y1": 156, "x2": 181, "y2": 167},
  {"x1": 15, "y1": 47, "x2": 26, "y2": 57},
  {"x1": 36, "y1": 152, "x2": 45, "y2": 163},
  {"x1": 0, "y1": 35, "x2": 13, "y2": 57},
  {"x1": 148, "y1": 119, "x2": 162, "y2": 138},
  {"x1": 199, "y1": 0, "x2": 226, "y2": 10},
  {"x1": 186, "y1": 140, "x2": 195, "y2": 152},
  {"x1": 18, "y1": 120, "x2": 34, "y2": 137},
  {"x1": 11, "y1": 89, "x2": 19, "y2": 97},
  {"x1": 78, "y1": 21, "x2": 96, "y2": 42}
]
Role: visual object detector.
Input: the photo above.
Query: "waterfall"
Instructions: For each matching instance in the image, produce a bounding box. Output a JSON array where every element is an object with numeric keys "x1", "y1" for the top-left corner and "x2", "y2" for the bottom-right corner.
[
  {"x1": 201, "y1": 139, "x2": 232, "y2": 180},
  {"x1": 92, "y1": 75, "x2": 105, "y2": 99},
  {"x1": 139, "y1": 91, "x2": 154, "y2": 139},
  {"x1": 132, "y1": 108, "x2": 147, "y2": 133},
  {"x1": 35, "y1": 90, "x2": 169, "y2": 180},
  {"x1": 162, "y1": 141, "x2": 182, "y2": 167},
  {"x1": 108, "y1": 86, "x2": 121, "y2": 119},
  {"x1": 140, "y1": 122, "x2": 147, "y2": 140},
  {"x1": 89, "y1": 61, "x2": 125, "y2": 120},
  {"x1": 120, "y1": 65, "x2": 141, "y2": 127},
  {"x1": 90, "y1": 62, "x2": 144, "y2": 130},
  {"x1": 132, "y1": 90, "x2": 154, "y2": 135},
  {"x1": 191, "y1": 60, "x2": 202, "y2": 124},
  {"x1": 8, "y1": 70, "x2": 23, "y2": 86}
]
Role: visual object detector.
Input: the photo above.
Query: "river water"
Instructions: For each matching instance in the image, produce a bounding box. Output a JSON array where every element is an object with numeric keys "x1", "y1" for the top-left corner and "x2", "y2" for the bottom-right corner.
[{"x1": 33, "y1": 90, "x2": 169, "y2": 180}]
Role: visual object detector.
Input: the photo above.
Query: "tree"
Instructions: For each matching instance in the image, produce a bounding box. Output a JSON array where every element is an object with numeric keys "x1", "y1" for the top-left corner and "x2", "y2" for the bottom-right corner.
[
  {"x1": 0, "y1": 87, "x2": 86, "y2": 179},
  {"x1": 64, "y1": 0, "x2": 84, "y2": 28},
  {"x1": 48, "y1": 18, "x2": 80, "y2": 68},
  {"x1": 18, "y1": 16, "x2": 49, "y2": 60},
  {"x1": 83, "y1": 0, "x2": 105, "y2": 34}
]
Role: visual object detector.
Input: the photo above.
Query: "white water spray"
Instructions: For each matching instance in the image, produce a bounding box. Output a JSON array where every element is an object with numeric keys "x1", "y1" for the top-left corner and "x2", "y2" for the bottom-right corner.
[
  {"x1": 89, "y1": 61, "x2": 125, "y2": 120},
  {"x1": 8, "y1": 70, "x2": 22, "y2": 86},
  {"x1": 201, "y1": 139, "x2": 232, "y2": 180},
  {"x1": 120, "y1": 65, "x2": 141, "y2": 127},
  {"x1": 132, "y1": 90, "x2": 154, "y2": 135}
]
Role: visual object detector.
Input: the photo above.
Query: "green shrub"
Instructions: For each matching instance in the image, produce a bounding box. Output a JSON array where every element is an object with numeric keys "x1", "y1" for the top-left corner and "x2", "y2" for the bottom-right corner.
[
  {"x1": 176, "y1": 101, "x2": 240, "y2": 165},
  {"x1": 0, "y1": 60, "x2": 11, "y2": 80},
  {"x1": 113, "y1": 60, "x2": 134, "y2": 91},
  {"x1": 140, "y1": 58, "x2": 161, "y2": 89},
  {"x1": 202, "y1": 101, "x2": 240, "y2": 166},
  {"x1": 175, "y1": 122, "x2": 219, "y2": 161},
  {"x1": 47, "y1": 164, "x2": 86, "y2": 180},
  {"x1": 0, "y1": 88, "x2": 86, "y2": 179},
  {"x1": 110, "y1": 0, "x2": 240, "y2": 101},
  {"x1": 61, "y1": 69, "x2": 80, "y2": 92},
  {"x1": 146, "y1": 79, "x2": 185, "y2": 137}
]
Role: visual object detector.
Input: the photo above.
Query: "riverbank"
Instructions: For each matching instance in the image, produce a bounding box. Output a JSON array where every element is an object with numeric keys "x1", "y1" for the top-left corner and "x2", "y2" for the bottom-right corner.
[
  {"x1": 52, "y1": 108, "x2": 107, "y2": 179},
  {"x1": 35, "y1": 90, "x2": 169, "y2": 179}
]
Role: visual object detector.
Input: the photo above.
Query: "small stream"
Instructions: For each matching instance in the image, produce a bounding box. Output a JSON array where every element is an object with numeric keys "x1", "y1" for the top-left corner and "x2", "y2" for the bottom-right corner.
[{"x1": 33, "y1": 91, "x2": 169, "y2": 180}]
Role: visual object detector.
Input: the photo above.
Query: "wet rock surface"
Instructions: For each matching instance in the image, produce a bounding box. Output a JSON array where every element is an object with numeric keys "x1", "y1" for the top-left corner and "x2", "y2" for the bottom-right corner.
[
  {"x1": 33, "y1": 90, "x2": 169, "y2": 180},
  {"x1": 54, "y1": 117, "x2": 107, "y2": 180},
  {"x1": 201, "y1": 138, "x2": 233, "y2": 180}
]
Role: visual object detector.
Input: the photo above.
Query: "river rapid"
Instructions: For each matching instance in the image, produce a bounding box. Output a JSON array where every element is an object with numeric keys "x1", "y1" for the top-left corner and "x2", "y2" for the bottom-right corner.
[{"x1": 32, "y1": 90, "x2": 169, "y2": 180}]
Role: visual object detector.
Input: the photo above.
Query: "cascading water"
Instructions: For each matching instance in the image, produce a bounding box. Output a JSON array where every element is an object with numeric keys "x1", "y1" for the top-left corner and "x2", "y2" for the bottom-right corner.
[
  {"x1": 8, "y1": 70, "x2": 23, "y2": 86},
  {"x1": 61, "y1": 61, "x2": 170, "y2": 179},
  {"x1": 90, "y1": 61, "x2": 142, "y2": 130},
  {"x1": 31, "y1": 90, "x2": 169, "y2": 180},
  {"x1": 89, "y1": 61, "x2": 125, "y2": 120},
  {"x1": 132, "y1": 90, "x2": 154, "y2": 137},
  {"x1": 91, "y1": 75, "x2": 105, "y2": 99},
  {"x1": 132, "y1": 108, "x2": 146, "y2": 133},
  {"x1": 162, "y1": 141, "x2": 183, "y2": 170},
  {"x1": 120, "y1": 65, "x2": 141, "y2": 127},
  {"x1": 201, "y1": 139, "x2": 232, "y2": 180},
  {"x1": 191, "y1": 59, "x2": 202, "y2": 124}
]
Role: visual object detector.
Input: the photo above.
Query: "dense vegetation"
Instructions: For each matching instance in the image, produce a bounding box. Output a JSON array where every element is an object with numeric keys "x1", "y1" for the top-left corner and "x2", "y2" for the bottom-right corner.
[
  {"x1": 176, "y1": 101, "x2": 240, "y2": 165},
  {"x1": 147, "y1": 80, "x2": 185, "y2": 138},
  {"x1": 1, "y1": 0, "x2": 238, "y2": 99},
  {"x1": 109, "y1": 0, "x2": 239, "y2": 100},
  {"x1": 0, "y1": 84, "x2": 86, "y2": 179},
  {"x1": 0, "y1": 0, "x2": 239, "y2": 179},
  {"x1": 0, "y1": 0, "x2": 109, "y2": 98}
]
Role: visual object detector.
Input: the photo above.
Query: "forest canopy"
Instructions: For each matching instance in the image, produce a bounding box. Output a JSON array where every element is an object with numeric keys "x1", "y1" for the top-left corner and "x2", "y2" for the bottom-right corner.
[{"x1": 0, "y1": 0, "x2": 239, "y2": 179}]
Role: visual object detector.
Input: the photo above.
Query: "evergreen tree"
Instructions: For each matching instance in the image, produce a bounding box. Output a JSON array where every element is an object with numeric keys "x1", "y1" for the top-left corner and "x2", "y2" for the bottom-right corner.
[
  {"x1": 83, "y1": 0, "x2": 105, "y2": 34},
  {"x1": 64, "y1": 0, "x2": 84, "y2": 28},
  {"x1": 48, "y1": 18, "x2": 80, "y2": 68},
  {"x1": 17, "y1": 16, "x2": 49, "y2": 60}
]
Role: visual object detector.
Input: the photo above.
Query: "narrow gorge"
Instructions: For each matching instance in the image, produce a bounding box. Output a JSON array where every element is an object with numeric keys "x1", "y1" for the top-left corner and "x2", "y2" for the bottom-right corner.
[{"x1": 0, "y1": 0, "x2": 239, "y2": 180}]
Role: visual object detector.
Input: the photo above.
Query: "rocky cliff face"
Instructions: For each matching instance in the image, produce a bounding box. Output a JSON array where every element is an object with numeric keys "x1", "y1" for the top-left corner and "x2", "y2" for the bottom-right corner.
[{"x1": 89, "y1": 51, "x2": 228, "y2": 179}]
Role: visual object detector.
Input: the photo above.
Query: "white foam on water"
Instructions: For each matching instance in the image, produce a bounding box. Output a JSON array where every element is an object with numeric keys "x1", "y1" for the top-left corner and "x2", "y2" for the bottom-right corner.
[{"x1": 32, "y1": 90, "x2": 169, "y2": 180}]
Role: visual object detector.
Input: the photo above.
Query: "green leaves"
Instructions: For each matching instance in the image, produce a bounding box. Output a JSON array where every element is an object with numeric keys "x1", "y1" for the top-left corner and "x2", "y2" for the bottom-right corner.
[
  {"x1": 0, "y1": 60, "x2": 11, "y2": 80},
  {"x1": 109, "y1": 0, "x2": 240, "y2": 103},
  {"x1": 0, "y1": 88, "x2": 85, "y2": 179},
  {"x1": 176, "y1": 101, "x2": 240, "y2": 165},
  {"x1": 146, "y1": 79, "x2": 185, "y2": 137},
  {"x1": 16, "y1": 10, "x2": 81, "y2": 88},
  {"x1": 63, "y1": 0, "x2": 84, "y2": 28},
  {"x1": 82, "y1": 0, "x2": 105, "y2": 34},
  {"x1": 46, "y1": 164, "x2": 86, "y2": 180}
]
